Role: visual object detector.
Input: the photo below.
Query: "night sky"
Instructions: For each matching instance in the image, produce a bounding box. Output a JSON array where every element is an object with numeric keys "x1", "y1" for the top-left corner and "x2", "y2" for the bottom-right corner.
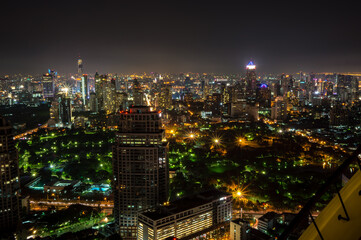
[{"x1": 1, "y1": 1, "x2": 361, "y2": 75}]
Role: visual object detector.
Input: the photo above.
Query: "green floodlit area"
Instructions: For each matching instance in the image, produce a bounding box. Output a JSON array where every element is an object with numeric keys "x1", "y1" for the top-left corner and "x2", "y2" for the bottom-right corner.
[
  {"x1": 25, "y1": 205, "x2": 112, "y2": 239},
  {"x1": 18, "y1": 129, "x2": 114, "y2": 196},
  {"x1": 17, "y1": 121, "x2": 349, "y2": 211},
  {"x1": 15, "y1": 121, "x2": 352, "y2": 238},
  {"x1": 167, "y1": 121, "x2": 348, "y2": 211}
]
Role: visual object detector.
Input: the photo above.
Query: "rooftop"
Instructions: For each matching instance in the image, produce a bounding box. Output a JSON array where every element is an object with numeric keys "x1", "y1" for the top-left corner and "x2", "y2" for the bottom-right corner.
[
  {"x1": 232, "y1": 218, "x2": 250, "y2": 225},
  {"x1": 259, "y1": 211, "x2": 279, "y2": 222},
  {"x1": 141, "y1": 189, "x2": 231, "y2": 221}
]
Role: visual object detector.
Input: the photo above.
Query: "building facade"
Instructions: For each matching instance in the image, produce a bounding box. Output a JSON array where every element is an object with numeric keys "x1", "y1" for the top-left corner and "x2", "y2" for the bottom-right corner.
[
  {"x1": 113, "y1": 106, "x2": 169, "y2": 239},
  {"x1": 81, "y1": 74, "x2": 88, "y2": 106},
  {"x1": 230, "y1": 219, "x2": 250, "y2": 240},
  {"x1": 137, "y1": 190, "x2": 232, "y2": 240},
  {"x1": 42, "y1": 70, "x2": 55, "y2": 99},
  {"x1": 0, "y1": 116, "x2": 21, "y2": 235}
]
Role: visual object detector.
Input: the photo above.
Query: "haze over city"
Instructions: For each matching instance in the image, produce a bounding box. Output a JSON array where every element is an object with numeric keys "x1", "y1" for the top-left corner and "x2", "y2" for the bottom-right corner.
[{"x1": 1, "y1": 1, "x2": 361, "y2": 74}]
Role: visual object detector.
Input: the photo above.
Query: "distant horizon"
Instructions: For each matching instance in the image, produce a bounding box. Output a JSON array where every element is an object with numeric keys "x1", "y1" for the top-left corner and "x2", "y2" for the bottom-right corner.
[
  {"x1": 1, "y1": 1, "x2": 361, "y2": 76},
  {"x1": 2, "y1": 68, "x2": 361, "y2": 77}
]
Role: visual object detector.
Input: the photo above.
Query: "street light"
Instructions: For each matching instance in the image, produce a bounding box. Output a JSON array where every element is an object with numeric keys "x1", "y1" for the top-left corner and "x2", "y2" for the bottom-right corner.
[{"x1": 237, "y1": 191, "x2": 242, "y2": 197}]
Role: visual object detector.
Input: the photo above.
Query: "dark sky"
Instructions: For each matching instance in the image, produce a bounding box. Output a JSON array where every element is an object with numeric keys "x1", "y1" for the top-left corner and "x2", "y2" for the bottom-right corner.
[{"x1": 1, "y1": 1, "x2": 361, "y2": 75}]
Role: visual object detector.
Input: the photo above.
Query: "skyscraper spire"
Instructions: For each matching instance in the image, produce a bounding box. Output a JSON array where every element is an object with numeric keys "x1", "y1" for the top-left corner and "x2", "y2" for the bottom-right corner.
[{"x1": 246, "y1": 61, "x2": 256, "y2": 70}]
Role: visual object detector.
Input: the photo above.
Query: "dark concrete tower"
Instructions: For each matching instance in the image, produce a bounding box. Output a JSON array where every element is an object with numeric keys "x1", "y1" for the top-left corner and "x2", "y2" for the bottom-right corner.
[
  {"x1": 112, "y1": 106, "x2": 169, "y2": 239},
  {"x1": 0, "y1": 116, "x2": 21, "y2": 236}
]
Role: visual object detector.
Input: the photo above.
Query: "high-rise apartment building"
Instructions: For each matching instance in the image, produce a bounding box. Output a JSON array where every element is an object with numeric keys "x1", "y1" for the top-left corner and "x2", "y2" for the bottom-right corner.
[
  {"x1": 112, "y1": 106, "x2": 169, "y2": 239},
  {"x1": 95, "y1": 73, "x2": 107, "y2": 111},
  {"x1": 158, "y1": 84, "x2": 172, "y2": 110},
  {"x1": 0, "y1": 116, "x2": 21, "y2": 235},
  {"x1": 103, "y1": 78, "x2": 117, "y2": 114}
]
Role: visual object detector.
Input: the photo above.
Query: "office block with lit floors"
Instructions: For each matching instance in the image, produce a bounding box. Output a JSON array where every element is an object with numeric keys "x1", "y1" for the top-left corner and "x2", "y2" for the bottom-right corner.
[
  {"x1": 112, "y1": 106, "x2": 169, "y2": 239},
  {"x1": 137, "y1": 190, "x2": 232, "y2": 240},
  {"x1": 0, "y1": 116, "x2": 21, "y2": 236}
]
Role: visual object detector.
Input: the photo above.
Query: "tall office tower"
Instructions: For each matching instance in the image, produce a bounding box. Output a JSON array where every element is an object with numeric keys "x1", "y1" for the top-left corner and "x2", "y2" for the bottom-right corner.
[
  {"x1": 115, "y1": 92, "x2": 128, "y2": 111},
  {"x1": 42, "y1": 69, "x2": 56, "y2": 99},
  {"x1": 95, "y1": 73, "x2": 107, "y2": 111},
  {"x1": 0, "y1": 116, "x2": 21, "y2": 235},
  {"x1": 245, "y1": 61, "x2": 257, "y2": 104},
  {"x1": 184, "y1": 76, "x2": 191, "y2": 90},
  {"x1": 57, "y1": 93, "x2": 72, "y2": 127},
  {"x1": 256, "y1": 84, "x2": 272, "y2": 108},
  {"x1": 114, "y1": 74, "x2": 121, "y2": 91},
  {"x1": 336, "y1": 74, "x2": 354, "y2": 103},
  {"x1": 89, "y1": 92, "x2": 98, "y2": 112},
  {"x1": 205, "y1": 93, "x2": 222, "y2": 116},
  {"x1": 350, "y1": 75, "x2": 359, "y2": 102},
  {"x1": 158, "y1": 84, "x2": 172, "y2": 110},
  {"x1": 112, "y1": 106, "x2": 169, "y2": 239},
  {"x1": 81, "y1": 74, "x2": 88, "y2": 106},
  {"x1": 271, "y1": 96, "x2": 287, "y2": 122},
  {"x1": 77, "y1": 58, "x2": 83, "y2": 74},
  {"x1": 132, "y1": 79, "x2": 144, "y2": 106},
  {"x1": 48, "y1": 101, "x2": 60, "y2": 127},
  {"x1": 103, "y1": 78, "x2": 117, "y2": 113},
  {"x1": 231, "y1": 80, "x2": 247, "y2": 103},
  {"x1": 280, "y1": 74, "x2": 294, "y2": 97}
]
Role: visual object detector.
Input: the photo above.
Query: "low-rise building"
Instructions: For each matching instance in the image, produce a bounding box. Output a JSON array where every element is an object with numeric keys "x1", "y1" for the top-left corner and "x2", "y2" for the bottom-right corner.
[
  {"x1": 44, "y1": 180, "x2": 81, "y2": 198},
  {"x1": 230, "y1": 219, "x2": 250, "y2": 240},
  {"x1": 230, "y1": 218, "x2": 271, "y2": 240},
  {"x1": 258, "y1": 212, "x2": 279, "y2": 233},
  {"x1": 137, "y1": 190, "x2": 232, "y2": 240}
]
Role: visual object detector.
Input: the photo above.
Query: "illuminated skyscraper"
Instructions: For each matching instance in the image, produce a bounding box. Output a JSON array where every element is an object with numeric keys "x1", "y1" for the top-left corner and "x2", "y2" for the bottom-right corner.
[
  {"x1": 42, "y1": 69, "x2": 56, "y2": 99},
  {"x1": 158, "y1": 84, "x2": 172, "y2": 110},
  {"x1": 271, "y1": 96, "x2": 287, "y2": 121},
  {"x1": 95, "y1": 73, "x2": 107, "y2": 111},
  {"x1": 256, "y1": 84, "x2": 271, "y2": 108},
  {"x1": 81, "y1": 74, "x2": 88, "y2": 106},
  {"x1": 78, "y1": 58, "x2": 83, "y2": 74},
  {"x1": 280, "y1": 74, "x2": 293, "y2": 97},
  {"x1": 103, "y1": 78, "x2": 117, "y2": 113},
  {"x1": 57, "y1": 93, "x2": 72, "y2": 127},
  {"x1": 112, "y1": 106, "x2": 169, "y2": 239},
  {"x1": 245, "y1": 61, "x2": 257, "y2": 104},
  {"x1": 0, "y1": 116, "x2": 21, "y2": 235}
]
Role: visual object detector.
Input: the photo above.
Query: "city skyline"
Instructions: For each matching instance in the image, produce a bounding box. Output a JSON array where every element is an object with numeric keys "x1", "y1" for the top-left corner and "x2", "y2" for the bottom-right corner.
[
  {"x1": 2, "y1": 1, "x2": 361, "y2": 239},
  {"x1": 1, "y1": 1, "x2": 361, "y2": 74}
]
